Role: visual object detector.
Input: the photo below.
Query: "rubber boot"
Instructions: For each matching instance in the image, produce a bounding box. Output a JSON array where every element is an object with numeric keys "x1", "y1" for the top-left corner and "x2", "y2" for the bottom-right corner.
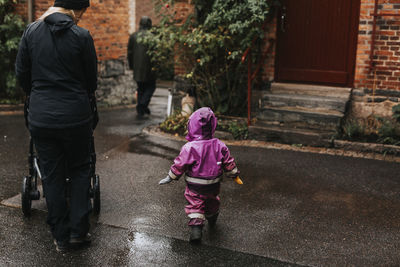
[
  {"x1": 189, "y1": 225, "x2": 203, "y2": 243},
  {"x1": 206, "y1": 213, "x2": 219, "y2": 227}
]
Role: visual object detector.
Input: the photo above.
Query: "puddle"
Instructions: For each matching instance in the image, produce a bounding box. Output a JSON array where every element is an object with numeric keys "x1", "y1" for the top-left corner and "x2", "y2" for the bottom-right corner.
[{"x1": 127, "y1": 135, "x2": 180, "y2": 161}]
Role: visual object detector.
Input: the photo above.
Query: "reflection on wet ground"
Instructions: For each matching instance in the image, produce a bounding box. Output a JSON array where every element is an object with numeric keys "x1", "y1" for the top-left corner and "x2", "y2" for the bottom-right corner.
[
  {"x1": 123, "y1": 231, "x2": 297, "y2": 266},
  {"x1": 127, "y1": 134, "x2": 181, "y2": 161}
]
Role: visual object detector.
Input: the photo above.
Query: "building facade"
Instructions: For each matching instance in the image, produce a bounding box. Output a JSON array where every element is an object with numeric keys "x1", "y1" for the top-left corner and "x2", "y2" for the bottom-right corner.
[
  {"x1": 14, "y1": 0, "x2": 400, "y2": 121},
  {"x1": 265, "y1": 0, "x2": 400, "y2": 119}
]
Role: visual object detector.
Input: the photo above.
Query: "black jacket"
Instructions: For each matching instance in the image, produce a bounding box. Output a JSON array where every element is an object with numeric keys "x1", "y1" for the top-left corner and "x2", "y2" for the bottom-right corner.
[
  {"x1": 127, "y1": 30, "x2": 156, "y2": 82},
  {"x1": 16, "y1": 13, "x2": 97, "y2": 129}
]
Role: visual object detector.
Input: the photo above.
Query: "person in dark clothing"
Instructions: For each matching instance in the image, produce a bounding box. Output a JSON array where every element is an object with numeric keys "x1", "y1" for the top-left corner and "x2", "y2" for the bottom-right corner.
[
  {"x1": 127, "y1": 16, "x2": 156, "y2": 117},
  {"x1": 15, "y1": 0, "x2": 97, "y2": 253}
]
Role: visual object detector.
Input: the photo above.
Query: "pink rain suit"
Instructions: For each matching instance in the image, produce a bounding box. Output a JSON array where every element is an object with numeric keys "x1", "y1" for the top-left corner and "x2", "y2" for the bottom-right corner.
[{"x1": 168, "y1": 107, "x2": 239, "y2": 226}]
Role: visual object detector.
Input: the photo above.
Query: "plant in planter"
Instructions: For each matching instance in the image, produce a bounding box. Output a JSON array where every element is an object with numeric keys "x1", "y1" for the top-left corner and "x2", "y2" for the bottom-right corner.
[{"x1": 340, "y1": 113, "x2": 400, "y2": 146}]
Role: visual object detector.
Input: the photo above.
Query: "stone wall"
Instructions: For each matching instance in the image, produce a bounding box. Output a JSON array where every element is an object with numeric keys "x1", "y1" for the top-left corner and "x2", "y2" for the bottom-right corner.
[
  {"x1": 351, "y1": 88, "x2": 399, "y2": 118},
  {"x1": 97, "y1": 59, "x2": 136, "y2": 106}
]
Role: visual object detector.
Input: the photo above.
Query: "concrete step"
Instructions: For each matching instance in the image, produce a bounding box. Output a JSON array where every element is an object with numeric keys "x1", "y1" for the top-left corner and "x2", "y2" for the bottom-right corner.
[
  {"x1": 270, "y1": 82, "x2": 351, "y2": 98},
  {"x1": 258, "y1": 106, "x2": 343, "y2": 131},
  {"x1": 263, "y1": 93, "x2": 348, "y2": 113},
  {"x1": 248, "y1": 123, "x2": 334, "y2": 147},
  {"x1": 252, "y1": 83, "x2": 351, "y2": 144}
]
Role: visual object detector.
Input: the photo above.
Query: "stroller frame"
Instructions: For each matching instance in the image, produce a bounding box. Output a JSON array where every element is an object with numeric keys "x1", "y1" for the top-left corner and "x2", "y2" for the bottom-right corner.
[{"x1": 21, "y1": 135, "x2": 101, "y2": 217}]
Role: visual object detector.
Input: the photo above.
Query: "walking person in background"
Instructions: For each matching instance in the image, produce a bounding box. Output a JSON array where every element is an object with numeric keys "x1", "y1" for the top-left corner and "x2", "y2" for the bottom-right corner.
[
  {"x1": 16, "y1": 0, "x2": 97, "y2": 253},
  {"x1": 127, "y1": 16, "x2": 156, "y2": 118}
]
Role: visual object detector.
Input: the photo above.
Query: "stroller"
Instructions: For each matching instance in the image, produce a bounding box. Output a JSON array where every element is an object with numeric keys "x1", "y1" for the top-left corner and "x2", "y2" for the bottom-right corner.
[{"x1": 21, "y1": 95, "x2": 101, "y2": 217}]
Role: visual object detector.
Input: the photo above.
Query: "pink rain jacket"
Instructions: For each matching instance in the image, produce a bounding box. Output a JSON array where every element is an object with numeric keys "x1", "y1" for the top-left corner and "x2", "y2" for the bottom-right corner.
[{"x1": 168, "y1": 107, "x2": 239, "y2": 193}]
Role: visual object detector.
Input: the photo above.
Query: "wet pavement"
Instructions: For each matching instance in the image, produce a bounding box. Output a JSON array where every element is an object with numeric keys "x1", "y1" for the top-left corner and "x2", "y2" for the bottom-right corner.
[{"x1": 1, "y1": 87, "x2": 400, "y2": 266}]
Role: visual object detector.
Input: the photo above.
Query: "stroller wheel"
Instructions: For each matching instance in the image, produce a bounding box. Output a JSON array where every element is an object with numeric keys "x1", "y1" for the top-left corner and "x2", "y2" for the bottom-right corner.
[
  {"x1": 92, "y1": 175, "x2": 100, "y2": 214},
  {"x1": 21, "y1": 176, "x2": 32, "y2": 217}
]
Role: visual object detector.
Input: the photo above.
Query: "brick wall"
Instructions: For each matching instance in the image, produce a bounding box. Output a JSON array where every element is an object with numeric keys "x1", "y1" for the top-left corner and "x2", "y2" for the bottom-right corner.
[
  {"x1": 133, "y1": 0, "x2": 158, "y2": 33},
  {"x1": 14, "y1": 0, "x2": 28, "y2": 20},
  {"x1": 260, "y1": 17, "x2": 277, "y2": 83},
  {"x1": 354, "y1": 0, "x2": 400, "y2": 91},
  {"x1": 351, "y1": 0, "x2": 400, "y2": 118},
  {"x1": 172, "y1": 0, "x2": 194, "y2": 76}
]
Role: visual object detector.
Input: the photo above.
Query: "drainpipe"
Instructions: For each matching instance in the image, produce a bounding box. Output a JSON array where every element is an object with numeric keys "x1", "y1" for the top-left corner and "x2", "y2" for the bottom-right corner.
[
  {"x1": 369, "y1": 0, "x2": 379, "y2": 72},
  {"x1": 129, "y1": 0, "x2": 136, "y2": 33},
  {"x1": 27, "y1": 0, "x2": 34, "y2": 23}
]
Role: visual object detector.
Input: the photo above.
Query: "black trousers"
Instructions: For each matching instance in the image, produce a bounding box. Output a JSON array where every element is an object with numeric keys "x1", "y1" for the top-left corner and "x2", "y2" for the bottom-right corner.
[
  {"x1": 29, "y1": 123, "x2": 92, "y2": 242},
  {"x1": 136, "y1": 80, "x2": 156, "y2": 115}
]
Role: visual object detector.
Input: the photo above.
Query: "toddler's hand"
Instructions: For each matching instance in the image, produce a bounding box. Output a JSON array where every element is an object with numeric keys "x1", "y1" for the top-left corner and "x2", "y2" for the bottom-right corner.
[{"x1": 159, "y1": 176, "x2": 173, "y2": 185}]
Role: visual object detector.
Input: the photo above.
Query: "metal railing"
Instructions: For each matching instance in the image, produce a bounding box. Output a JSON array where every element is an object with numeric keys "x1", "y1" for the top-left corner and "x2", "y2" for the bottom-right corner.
[{"x1": 241, "y1": 29, "x2": 275, "y2": 126}]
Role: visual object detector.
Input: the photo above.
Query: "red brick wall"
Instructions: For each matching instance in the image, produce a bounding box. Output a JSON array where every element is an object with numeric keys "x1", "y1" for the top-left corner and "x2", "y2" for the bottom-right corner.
[
  {"x1": 354, "y1": 0, "x2": 400, "y2": 91},
  {"x1": 15, "y1": 0, "x2": 130, "y2": 61},
  {"x1": 14, "y1": 0, "x2": 28, "y2": 20},
  {"x1": 172, "y1": 1, "x2": 194, "y2": 76},
  {"x1": 134, "y1": 0, "x2": 158, "y2": 32},
  {"x1": 260, "y1": 17, "x2": 277, "y2": 83}
]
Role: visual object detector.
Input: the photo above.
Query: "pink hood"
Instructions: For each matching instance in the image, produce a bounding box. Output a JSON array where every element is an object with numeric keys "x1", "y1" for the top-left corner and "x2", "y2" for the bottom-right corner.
[{"x1": 186, "y1": 107, "x2": 217, "y2": 142}]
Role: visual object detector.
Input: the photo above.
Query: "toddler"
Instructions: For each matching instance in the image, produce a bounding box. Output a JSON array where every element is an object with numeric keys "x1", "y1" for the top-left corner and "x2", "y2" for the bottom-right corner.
[{"x1": 159, "y1": 107, "x2": 240, "y2": 242}]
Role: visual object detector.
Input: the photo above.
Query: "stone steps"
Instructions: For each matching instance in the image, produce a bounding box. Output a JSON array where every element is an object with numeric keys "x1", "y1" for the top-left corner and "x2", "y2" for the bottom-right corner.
[
  {"x1": 258, "y1": 106, "x2": 343, "y2": 131},
  {"x1": 249, "y1": 82, "x2": 352, "y2": 146},
  {"x1": 263, "y1": 93, "x2": 347, "y2": 113},
  {"x1": 249, "y1": 122, "x2": 334, "y2": 147},
  {"x1": 270, "y1": 82, "x2": 351, "y2": 98}
]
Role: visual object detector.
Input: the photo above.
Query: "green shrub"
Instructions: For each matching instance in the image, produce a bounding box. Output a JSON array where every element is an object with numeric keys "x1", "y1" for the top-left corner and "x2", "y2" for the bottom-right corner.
[
  {"x1": 0, "y1": 0, "x2": 25, "y2": 101},
  {"x1": 144, "y1": 0, "x2": 275, "y2": 116},
  {"x1": 217, "y1": 120, "x2": 248, "y2": 140},
  {"x1": 159, "y1": 111, "x2": 249, "y2": 140},
  {"x1": 392, "y1": 104, "x2": 400, "y2": 123},
  {"x1": 342, "y1": 119, "x2": 365, "y2": 140},
  {"x1": 159, "y1": 111, "x2": 189, "y2": 136},
  {"x1": 340, "y1": 116, "x2": 400, "y2": 145}
]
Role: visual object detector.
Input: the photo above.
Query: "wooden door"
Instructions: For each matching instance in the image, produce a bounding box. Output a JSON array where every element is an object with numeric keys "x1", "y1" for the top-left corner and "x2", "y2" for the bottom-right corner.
[{"x1": 275, "y1": 0, "x2": 360, "y2": 87}]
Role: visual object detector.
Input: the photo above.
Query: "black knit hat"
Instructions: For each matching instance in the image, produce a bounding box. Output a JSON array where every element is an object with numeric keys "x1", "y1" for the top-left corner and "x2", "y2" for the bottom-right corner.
[{"x1": 54, "y1": 0, "x2": 89, "y2": 10}]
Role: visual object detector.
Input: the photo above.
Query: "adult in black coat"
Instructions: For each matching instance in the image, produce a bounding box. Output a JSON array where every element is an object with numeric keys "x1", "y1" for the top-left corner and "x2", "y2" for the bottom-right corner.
[
  {"x1": 15, "y1": 0, "x2": 97, "y2": 252},
  {"x1": 127, "y1": 16, "x2": 156, "y2": 117}
]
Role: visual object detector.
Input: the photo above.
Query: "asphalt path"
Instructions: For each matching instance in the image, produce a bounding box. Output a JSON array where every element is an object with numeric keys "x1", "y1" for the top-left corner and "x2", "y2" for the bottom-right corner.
[{"x1": 1, "y1": 87, "x2": 399, "y2": 266}]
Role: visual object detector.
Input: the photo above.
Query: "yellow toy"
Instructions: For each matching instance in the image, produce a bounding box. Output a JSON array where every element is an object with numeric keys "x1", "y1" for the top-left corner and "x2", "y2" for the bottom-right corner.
[{"x1": 234, "y1": 176, "x2": 243, "y2": 185}]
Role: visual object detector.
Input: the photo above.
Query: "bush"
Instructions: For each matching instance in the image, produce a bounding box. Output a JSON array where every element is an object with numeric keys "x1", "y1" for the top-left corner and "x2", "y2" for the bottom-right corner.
[
  {"x1": 340, "y1": 116, "x2": 400, "y2": 145},
  {"x1": 144, "y1": 0, "x2": 275, "y2": 116},
  {"x1": 0, "y1": 0, "x2": 25, "y2": 101},
  {"x1": 217, "y1": 119, "x2": 248, "y2": 140},
  {"x1": 392, "y1": 104, "x2": 400, "y2": 123},
  {"x1": 159, "y1": 111, "x2": 189, "y2": 136},
  {"x1": 159, "y1": 111, "x2": 248, "y2": 140},
  {"x1": 342, "y1": 119, "x2": 366, "y2": 140}
]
